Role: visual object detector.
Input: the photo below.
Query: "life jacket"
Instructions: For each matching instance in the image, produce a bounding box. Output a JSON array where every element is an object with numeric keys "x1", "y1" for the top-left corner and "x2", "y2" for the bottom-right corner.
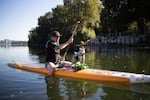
[{"x1": 73, "y1": 61, "x2": 89, "y2": 69}]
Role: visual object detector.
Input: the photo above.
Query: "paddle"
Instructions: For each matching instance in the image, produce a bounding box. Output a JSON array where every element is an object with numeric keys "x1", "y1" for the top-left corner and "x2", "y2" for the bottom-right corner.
[
  {"x1": 63, "y1": 20, "x2": 80, "y2": 60},
  {"x1": 71, "y1": 20, "x2": 81, "y2": 37}
]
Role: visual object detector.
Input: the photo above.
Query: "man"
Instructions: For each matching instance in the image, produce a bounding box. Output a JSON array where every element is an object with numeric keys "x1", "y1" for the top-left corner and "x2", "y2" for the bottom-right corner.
[{"x1": 45, "y1": 31, "x2": 73, "y2": 76}]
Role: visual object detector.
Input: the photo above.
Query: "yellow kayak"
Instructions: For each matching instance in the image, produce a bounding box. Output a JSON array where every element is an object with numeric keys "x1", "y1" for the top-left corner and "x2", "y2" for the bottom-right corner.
[{"x1": 8, "y1": 62, "x2": 150, "y2": 84}]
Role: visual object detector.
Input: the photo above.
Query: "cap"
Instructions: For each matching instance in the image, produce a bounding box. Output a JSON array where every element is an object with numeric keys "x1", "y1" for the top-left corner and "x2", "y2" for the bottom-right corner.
[{"x1": 51, "y1": 31, "x2": 62, "y2": 37}]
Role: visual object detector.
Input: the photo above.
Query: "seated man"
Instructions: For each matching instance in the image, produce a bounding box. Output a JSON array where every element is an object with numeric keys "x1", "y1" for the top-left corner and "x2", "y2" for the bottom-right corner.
[{"x1": 45, "y1": 31, "x2": 73, "y2": 76}]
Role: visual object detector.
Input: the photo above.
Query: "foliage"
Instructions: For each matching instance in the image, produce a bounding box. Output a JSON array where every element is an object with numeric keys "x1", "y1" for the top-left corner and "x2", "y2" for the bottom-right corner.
[
  {"x1": 28, "y1": 0, "x2": 102, "y2": 47},
  {"x1": 128, "y1": 21, "x2": 138, "y2": 33},
  {"x1": 28, "y1": 12, "x2": 53, "y2": 46},
  {"x1": 145, "y1": 22, "x2": 150, "y2": 34},
  {"x1": 28, "y1": 0, "x2": 150, "y2": 47},
  {"x1": 101, "y1": 0, "x2": 150, "y2": 34}
]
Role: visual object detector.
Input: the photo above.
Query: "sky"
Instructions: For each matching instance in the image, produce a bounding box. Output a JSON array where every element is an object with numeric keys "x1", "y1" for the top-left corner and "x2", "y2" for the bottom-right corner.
[{"x1": 0, "y1": 0, "x2": 63, "y2": 41}]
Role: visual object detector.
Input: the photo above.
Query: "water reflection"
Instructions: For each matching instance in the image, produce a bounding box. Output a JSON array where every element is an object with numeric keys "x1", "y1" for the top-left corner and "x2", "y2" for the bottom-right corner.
[
  {"x1": 45, "y1": 76, "x2": 150, "y2": 100},
  {"x1": 1, "y1": 46, "x2": 150, "y2": 100},
  {"x1": 45, "y1": 76, "x2": 63, "y2": 100},
  {"x1": 28, "y1": 46, "x2": 150, "y2": 74},
  {"x1": 87, "y1": 46, "x2": 148, "y2": 57},
  {"x1": 45, "y1": 76, "x2": 105, "y2": 100},
  {"x1": 85, "y1": 46, "x2": 150, "y2": 74},
  {"x1": 28, "y1": 46, "x2": 45, "y2": 63},
  {"x1": 102, "y1": 85, "x2": 150, "y2": 100},
  {"x1": 28, "y1": 46, "x2": 150, "y2": 99}
]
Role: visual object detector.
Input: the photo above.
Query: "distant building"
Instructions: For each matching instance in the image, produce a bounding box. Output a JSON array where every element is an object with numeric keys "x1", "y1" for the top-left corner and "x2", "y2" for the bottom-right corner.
[
  {"x1": 89, "y1": 32, "x2": 149, "y2": 46},
  {"x1": 0, "y1": 39, "x2": 28, "y2": 46},
  {"x1": 0, "y1": 39, "x2": 11, "y2": 46}
]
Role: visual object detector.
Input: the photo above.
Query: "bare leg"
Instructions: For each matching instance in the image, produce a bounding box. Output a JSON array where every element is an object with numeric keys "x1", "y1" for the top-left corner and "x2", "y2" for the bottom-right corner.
[
  {"x1": 63, "y1": 61, "x2": 72, "y2": 67},
  {"x1": 47, "y1": 62, "x2": 56, "y2": 76}
]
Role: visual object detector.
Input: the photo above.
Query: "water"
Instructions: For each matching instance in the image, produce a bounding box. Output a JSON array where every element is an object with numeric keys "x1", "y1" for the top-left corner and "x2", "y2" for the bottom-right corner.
[{"x1": 0, "y1": 46, "x2": 150, "y2": 100}]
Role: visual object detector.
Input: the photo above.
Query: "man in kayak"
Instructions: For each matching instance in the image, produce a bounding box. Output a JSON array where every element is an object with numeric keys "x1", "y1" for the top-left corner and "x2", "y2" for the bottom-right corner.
[{"x1": 45, "y1": 31, "x2": 73, "y2": 76}]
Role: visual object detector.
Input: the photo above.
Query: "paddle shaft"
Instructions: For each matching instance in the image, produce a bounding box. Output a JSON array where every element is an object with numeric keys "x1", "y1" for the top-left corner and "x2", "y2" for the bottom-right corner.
[{"x1": 63, "y1": 21, "x2": 80, "y2": 59}]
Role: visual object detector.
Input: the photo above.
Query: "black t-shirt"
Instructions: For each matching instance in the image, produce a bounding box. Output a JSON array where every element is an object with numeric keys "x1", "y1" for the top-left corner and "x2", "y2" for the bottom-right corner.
[{"x1": 45, "y1": 40, "x2": 60, "y2": 63}]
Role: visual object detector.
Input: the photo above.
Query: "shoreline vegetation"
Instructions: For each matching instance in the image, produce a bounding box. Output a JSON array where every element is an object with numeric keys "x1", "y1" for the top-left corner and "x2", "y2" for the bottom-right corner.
[{"x1": 28, "y1": 0, "x2": 150, "y2": 50}]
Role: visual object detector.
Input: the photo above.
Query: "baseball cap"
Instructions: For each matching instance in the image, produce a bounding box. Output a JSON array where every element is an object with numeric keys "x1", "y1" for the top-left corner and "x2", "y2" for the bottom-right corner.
[{"x1": 51, "y1": 31, "x2": 62, "y2": 37}]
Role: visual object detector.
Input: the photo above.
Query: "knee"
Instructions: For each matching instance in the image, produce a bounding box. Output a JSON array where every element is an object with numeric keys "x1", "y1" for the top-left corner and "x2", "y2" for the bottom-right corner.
[
  {"x1": 48, "y1": 62, "x2": 56, "y2": 68},
  {"x1": 45, "y1": 62, "x2": 56, "y2": 69},
  {"x1": 63, "y1": 61, "x2": 72, "y2": 67},
  {"x1": 46, "y1": 62, "x2": 56, "y2": 76}
]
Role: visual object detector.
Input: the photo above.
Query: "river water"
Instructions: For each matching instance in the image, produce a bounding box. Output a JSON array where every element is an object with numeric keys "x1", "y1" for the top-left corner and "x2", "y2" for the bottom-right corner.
[{"x1": 0, "y1": 46, "x2": 150, "y2": 100}]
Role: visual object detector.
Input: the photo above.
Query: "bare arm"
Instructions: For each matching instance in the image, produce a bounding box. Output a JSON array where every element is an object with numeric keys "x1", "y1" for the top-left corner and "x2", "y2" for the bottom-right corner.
[{"x1": 58, "y1": 37, "x2": 73, "y2": 50}]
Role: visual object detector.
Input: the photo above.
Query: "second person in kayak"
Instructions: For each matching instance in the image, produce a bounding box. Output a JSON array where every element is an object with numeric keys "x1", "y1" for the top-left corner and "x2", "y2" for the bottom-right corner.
[{"x1": 45, "y1": 31, "x2": 73, "y2": 76}]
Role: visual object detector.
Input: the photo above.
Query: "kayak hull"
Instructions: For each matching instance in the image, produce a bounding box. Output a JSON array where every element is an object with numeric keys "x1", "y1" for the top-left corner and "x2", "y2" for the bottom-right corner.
[{"x1": 8, "y1": 62, "x2": 150, "y2": 84}]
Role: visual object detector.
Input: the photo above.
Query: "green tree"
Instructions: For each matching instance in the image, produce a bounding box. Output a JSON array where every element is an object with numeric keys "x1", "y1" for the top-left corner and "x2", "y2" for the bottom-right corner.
[
  {"x1": 101, "y1": 0, "x2": 150, "y2": 34},
  {"x1": 28, "y1": 0, "x2": 103, "y2": 46},
  {"x1": 28, "y1": 12, "x2": 53, "y2": 47},
  {"x1": 62, "y1": 0, "x2": 103, "y2": 43},
  {"x1": 28, "y1": 28, "x2": 37, "y2": 46}
]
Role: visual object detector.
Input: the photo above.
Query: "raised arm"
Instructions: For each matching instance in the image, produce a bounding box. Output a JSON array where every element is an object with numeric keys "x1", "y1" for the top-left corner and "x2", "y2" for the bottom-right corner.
[{"x1": 58, "y1": 37, "x2": 73, "y2": 50}]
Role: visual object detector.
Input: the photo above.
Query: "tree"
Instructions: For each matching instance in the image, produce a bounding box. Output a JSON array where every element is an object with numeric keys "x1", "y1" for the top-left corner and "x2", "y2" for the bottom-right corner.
[
  {"x1": 28, "y1": 12, "x2": 53, "y2": 47},
  {"x1": 28, "y1": 0, "x2": 103, "y2": 46},
  {"x1": 63, "y1": 0, "x2": 103, "y2": 42},
  {"x1": 101, "y1": 0, "x2": 150, "y2": 34},
  {"x1": 128, "y1": 0, "x2": 150, "y2": 33}
]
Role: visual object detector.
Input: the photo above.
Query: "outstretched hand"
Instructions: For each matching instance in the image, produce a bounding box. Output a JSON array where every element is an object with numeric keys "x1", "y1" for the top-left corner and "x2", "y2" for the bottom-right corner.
[{"x1": 67, "y1": 37, "x2": 74, "y2": 44}]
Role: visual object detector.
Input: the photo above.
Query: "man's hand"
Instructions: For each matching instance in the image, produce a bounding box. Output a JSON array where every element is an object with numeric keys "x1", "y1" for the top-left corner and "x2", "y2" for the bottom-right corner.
[
  {"x1": 61, "y1": 56, "x2": 65, "y2": 61},
  {"x1": 67, "y1": 37, "x2": 74, "y2": 44}
]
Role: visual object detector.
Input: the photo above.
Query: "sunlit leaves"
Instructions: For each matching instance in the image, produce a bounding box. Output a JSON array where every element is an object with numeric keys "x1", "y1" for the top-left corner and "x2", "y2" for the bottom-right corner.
[{"x1": 28, "y1": 0, "x2": 103, "y2": 46}]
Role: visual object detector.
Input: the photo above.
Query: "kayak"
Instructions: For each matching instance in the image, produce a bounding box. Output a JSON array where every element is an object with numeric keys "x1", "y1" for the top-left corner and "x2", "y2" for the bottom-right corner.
[{"x1": 8, "y1": 61, "x2": 150, "y2": 84}]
